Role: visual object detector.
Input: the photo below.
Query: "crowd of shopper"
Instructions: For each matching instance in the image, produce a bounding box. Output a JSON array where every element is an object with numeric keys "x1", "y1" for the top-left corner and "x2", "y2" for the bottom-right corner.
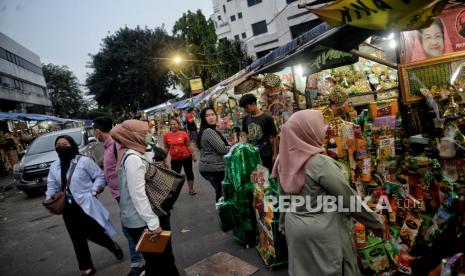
[{"x1": 44, "y1": 93, "x2": 384, "y2": 276}]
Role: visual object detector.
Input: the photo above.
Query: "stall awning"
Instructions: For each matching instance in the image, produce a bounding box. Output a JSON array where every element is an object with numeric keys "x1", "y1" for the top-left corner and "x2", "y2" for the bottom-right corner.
[
  {"x1": 247, "y1": 22, "x2": 378, "y2": 74},
  {"x1": 0, "y1": 112, "x2": 76, "y2": 123},
  {"x1": 143, "y1": 103, "x2": 168, "y2": 114},
  {"x1": 247, "y1": 22, "x2": 333, "y2": 73},
  {"x1": 0, "y1": 112, "x2": 22, "y2": 121},
  {"x1": 176, "y1": 95, "x2": 205, "y2": 109}
]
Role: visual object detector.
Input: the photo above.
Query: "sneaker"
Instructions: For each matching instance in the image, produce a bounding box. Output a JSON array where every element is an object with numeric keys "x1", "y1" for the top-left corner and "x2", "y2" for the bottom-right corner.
[{"x1": 127, "y1": 266, "x2": 145, "y2": 276}]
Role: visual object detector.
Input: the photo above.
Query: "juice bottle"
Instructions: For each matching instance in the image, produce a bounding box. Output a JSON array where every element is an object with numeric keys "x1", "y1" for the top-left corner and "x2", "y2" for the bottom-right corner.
[
  {"x1": 361, "y1": 158, "x2": 372, "y2": 182},
  {"x1": 326, "y1": 126, "x2": 338, "y2": 159},
  {"x1": 355, "y1": 222, "x2": 366, "y2": 248}
]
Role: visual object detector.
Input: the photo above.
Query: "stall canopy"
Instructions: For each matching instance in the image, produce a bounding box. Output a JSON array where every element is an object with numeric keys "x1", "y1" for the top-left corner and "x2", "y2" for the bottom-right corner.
[
  {"x1": 143, "y1": 102, "x2": 169, "y2": 114},
  {"x1": 143, "y1": 69, "x2": 252, "y2": 115},
  {"x1": 176, "y1": 95, "x2": 204, "y2": 109},
  {"x1": 0, "y1": 112, "x2": 77, "y2": 124},
  {"x1": 0, "y1": 112, "x2": 22, "y2": 121},
  {"x1": 246, "y1": 22, "x2": 379, "y2": 74}
]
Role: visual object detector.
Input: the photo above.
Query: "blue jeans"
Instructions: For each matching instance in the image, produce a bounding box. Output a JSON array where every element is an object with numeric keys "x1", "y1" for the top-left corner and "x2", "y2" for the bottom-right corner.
[{"x1": 116, "y1": 197, "x2": 144, "y2": 268}]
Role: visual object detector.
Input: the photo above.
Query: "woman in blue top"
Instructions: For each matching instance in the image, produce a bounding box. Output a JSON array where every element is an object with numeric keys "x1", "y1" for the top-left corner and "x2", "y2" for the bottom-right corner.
[{"x1": 44, "y1": 135, "x2": 123, "y2": 276}]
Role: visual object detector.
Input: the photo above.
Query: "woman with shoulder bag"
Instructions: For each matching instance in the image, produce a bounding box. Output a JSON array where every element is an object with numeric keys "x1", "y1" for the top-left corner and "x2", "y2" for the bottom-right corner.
[
  {"x1": 197, "y1": 107, "x2": 231, "y2": 202},
  {"x1": 44, "y1": 135, "x2": 123, "y2": 276},
  {"x1": 111, "y1": 120, "x2": 180, "y2": 276}
]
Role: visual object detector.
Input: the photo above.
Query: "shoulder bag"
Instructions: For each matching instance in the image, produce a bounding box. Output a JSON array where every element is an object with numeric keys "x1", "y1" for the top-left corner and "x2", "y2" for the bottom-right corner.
[
  {"x1": 122, "y1": 153, "x2": 185, "y2": 216},
  {"x1": 42, "y1": 156, "x2": 81, "y2": 215}
]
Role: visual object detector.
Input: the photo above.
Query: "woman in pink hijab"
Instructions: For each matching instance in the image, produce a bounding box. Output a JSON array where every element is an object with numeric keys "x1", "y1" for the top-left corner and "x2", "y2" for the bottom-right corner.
[{"x1": 272, "y1": 110, "x2": 384, "y2": 276}]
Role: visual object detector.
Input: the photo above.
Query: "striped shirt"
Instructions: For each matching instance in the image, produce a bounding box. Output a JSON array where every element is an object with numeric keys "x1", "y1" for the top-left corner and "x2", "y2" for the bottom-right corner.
[{"x1": 199, "y1": 128, "x2": 230, "y2": 172}]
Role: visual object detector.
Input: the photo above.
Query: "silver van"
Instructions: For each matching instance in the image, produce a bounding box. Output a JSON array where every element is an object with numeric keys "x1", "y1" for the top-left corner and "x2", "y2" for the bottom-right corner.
[{"x1": 13, "y1": 127, "x2": 103, "y2": 197}]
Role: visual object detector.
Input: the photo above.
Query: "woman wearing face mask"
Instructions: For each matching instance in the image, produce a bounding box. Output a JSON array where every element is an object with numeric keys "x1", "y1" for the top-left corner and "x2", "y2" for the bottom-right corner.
[
  {"x1": 44, "y1": 135, "x2": 122, "y2": 276},
  {"x1": 197, "y1": 107, "x2": 230, "y2": 202},
  {"x1": 111, "y1": 120, "x2": 180, "y2": 276},
  {"x1": 163, "y1": 118, "x2": 197, "y2": 195}
]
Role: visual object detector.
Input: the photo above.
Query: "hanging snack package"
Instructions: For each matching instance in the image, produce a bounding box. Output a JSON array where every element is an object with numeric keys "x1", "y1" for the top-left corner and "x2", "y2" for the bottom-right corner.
[
  {"x1": 384, "y1": 238, "x2": 400, "y2": 265},
  {"x1": 397, "y1": 252, "x2": 416, "y2": 275},
  {"x1": 357, "y1": 237, "x2": 391, "y2": 273},
  {"x1": 368, "y1": 100, "x2": 398, "y2": 120},
  {"x1": 397, "y1": 214, "x2": 422, "y2": 253},
  {"x1": 389, "y1": 225, "x2": 402, "y2": 239}
]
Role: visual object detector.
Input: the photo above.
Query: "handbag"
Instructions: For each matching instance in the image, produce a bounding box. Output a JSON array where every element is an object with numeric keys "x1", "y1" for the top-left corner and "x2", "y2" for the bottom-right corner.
[
  {"x1": 123, "y1": 153, "x2": 185, "y2": 216},
  {"x1": 42, "y1": 156, "x2": 81, "y2": 215}
]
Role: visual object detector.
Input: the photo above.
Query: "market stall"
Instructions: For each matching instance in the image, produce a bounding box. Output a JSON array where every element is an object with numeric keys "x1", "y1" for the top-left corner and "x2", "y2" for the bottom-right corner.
[
  {"x1": 215, "y1": 3, "x2": 465, "y2": 274},
  {"x1": 0, "y1": 112, "x2": 83, "y2": 175}
]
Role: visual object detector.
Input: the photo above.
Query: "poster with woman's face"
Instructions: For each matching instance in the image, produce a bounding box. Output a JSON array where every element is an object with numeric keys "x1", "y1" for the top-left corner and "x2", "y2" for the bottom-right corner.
[{"x1": 401, "y1": 5, "x2": 465, "y2": 63}]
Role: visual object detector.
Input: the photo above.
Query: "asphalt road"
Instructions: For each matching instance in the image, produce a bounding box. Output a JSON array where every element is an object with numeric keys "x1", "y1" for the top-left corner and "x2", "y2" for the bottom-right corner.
[{"x1": 0, "y1": 163, "x2": 288, "y2": 276}]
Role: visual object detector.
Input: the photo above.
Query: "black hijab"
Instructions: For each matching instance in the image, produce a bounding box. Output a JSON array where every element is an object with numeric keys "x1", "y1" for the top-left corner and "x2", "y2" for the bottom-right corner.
[
  {"x1": 196, "y1": 107, "x2": 228, "y2": 150},
  {"x1": 55, "y1": 135, "x2": 79, "y2": 187}
]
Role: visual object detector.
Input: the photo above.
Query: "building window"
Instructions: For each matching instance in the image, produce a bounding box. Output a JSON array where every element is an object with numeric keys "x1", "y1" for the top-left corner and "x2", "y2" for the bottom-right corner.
[
  {"x1": 6, "y1": 52, "x2": 13, "y2": 62},
  {"x1": 0, "y1": 48, "x2": 6, "y2": 60},
  {"x1": 223, "y1": 4, "x2": 226, "y2": 13},
  {"x1": 1, "y1": 74, "x2": 45, "y2": 96},
  {"x1": 218, "y1": 15, "x2": 222, "y2": 21},
  {"x1": 230, "y1": 15, "x2": 236, "y2": 22},
  {"x1": 0, "y1": 47, "x2": 44, "y2": 76},
  {"x1": 234, "y1": 35, "x2": 240, "y2": 41},
  {"x1": 247, "y1": 0, "x2": 262, "y2": 7},
  {"x1": 238, "y1": 12, "x2": 243, "y2": 19},
  {"x1": 252, "y1": 20, "x2": 267, "y2": 36},
  {"x1": 242, "y1": 32, "x2": 247, "y2": 38}
]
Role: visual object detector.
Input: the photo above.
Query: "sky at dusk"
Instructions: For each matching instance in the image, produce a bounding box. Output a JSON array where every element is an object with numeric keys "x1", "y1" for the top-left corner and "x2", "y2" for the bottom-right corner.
[{"x1": 0, "y1": 0, "x2": 213, "y2": 88}]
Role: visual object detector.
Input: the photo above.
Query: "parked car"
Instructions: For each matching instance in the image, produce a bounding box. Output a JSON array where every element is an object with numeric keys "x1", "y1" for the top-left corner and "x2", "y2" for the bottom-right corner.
[{"x1": 13, "y1": 127, "x2": 104, "y2": 197}]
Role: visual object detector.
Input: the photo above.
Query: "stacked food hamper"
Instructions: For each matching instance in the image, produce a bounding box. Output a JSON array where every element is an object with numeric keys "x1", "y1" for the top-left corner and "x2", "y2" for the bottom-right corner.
[
  {"x1": 251, "y1": 165, "x2": 287, "y2": 268},
  {"x1": 217, "y1": 144, "x2": 261, "y2": 247},
  {"x1": 321, "y1": 94, "x2": 465, "y2": 274}
]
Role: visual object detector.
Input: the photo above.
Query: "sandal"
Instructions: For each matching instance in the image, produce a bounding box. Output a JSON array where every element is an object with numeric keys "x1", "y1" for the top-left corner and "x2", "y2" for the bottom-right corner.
[{"x1": 189, "y1": 190, "x2": 197, "y2": 196}]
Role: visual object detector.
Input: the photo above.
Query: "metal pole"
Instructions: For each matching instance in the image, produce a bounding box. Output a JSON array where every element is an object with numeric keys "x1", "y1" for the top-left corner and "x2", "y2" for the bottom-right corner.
[{"x1": 291, "y1": 65, "x2": 299, "y2": 103}]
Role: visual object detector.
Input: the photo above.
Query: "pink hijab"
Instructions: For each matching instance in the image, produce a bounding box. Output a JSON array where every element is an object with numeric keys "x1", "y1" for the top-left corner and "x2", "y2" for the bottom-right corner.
[
  {"x1": 110, "y1": 119, "x2": 148, "y2": 168},
  {"x1": 409, "y1": 18, "x2": 453, "y2": 62},
  {"x1": 271, "y1": 110, "x2": 326, "y2": 194}
]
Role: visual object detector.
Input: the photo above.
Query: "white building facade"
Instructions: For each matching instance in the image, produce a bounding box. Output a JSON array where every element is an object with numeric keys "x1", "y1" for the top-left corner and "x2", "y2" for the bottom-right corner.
[
  {"x1": 0, "y1": 32, "x2": 52, "y2": 113},
  {"x1": 211, "y1": 0, "x2": 321, "y2": 58}
]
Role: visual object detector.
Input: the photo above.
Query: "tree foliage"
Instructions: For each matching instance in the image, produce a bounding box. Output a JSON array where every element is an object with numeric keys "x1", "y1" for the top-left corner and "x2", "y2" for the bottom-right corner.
[
  {"x1": 217, "y1": 39, "x2": 253, "y2": 79},
  {"x1": 42, "y1": 63, "x2": 89, "y2": 118},
  {"x1": 86, "y1": 26, "x2": 177, "y2": 116},
  {"x1": 172, "y1": 10, "x2": 252, "y2": 95}
]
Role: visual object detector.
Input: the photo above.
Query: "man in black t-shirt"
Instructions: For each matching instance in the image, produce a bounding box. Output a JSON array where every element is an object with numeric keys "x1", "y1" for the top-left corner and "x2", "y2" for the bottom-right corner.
[
  {"x1": 239, "y1": 94, "x2": 278, "y2": 171},
  {"x1": 186, "y1": 108, "x2": 198, "y2": 142}
]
